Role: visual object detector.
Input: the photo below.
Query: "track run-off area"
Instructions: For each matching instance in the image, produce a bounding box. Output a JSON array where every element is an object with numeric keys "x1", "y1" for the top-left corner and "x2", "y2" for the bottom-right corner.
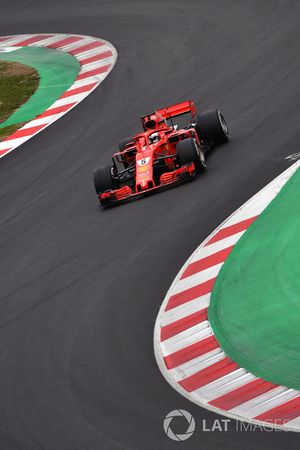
[
  {"x1": 0, "y1": 1, "x2": 299, "y2": 449},
  {"x1": 154, "y1": 160, "x2": 300, "y2": 432},
  {"x1": 210, "y1": 165, "x2": 300, "y2": 393}
]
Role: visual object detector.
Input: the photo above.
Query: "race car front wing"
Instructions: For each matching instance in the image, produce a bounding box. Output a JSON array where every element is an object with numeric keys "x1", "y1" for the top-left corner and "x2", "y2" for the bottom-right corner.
[{"x1": 98, "y1": 163, "x2": 196, "y2": 206}]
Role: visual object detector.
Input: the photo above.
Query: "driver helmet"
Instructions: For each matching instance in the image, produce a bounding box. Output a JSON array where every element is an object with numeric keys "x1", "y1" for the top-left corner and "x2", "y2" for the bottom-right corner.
[{"x1": 149, "y1": 132, "x2": 160, "y2": 144}]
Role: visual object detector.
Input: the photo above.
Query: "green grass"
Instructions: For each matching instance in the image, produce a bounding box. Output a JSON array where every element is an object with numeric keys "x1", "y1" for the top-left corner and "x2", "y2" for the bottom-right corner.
[
  {"x1": 0, "y1": 60, "x2": 39, "y2": 141},
  {"x1": 0, "y1": 123, "x2": 26, "y2": 141}
]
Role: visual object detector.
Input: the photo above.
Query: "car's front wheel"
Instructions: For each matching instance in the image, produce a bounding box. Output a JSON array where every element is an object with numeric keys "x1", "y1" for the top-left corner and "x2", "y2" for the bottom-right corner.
[
  {"x1": 176, "y1": 138, "x2": 206, "y2": 173},
  {"x1": 93, "y1": 165, "x2": 117, "y2": 194}
]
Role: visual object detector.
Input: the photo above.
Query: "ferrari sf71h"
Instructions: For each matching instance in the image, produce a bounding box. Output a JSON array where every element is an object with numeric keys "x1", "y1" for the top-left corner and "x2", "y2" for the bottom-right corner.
[{"x1": 93, "y1": 101, "x2": 229, "y2": 206}]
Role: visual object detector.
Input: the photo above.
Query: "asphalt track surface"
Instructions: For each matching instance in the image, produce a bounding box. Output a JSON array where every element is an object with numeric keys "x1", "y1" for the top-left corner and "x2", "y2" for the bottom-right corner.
[{"x1": 0, "y1": 1, "x2": 299, "y2": 449}]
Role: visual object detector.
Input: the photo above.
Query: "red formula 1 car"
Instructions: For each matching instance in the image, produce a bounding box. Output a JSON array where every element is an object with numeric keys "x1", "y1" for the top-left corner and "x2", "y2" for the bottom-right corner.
[{"x1": 93, "y1": 101, "x2": 229, "y2": 206}]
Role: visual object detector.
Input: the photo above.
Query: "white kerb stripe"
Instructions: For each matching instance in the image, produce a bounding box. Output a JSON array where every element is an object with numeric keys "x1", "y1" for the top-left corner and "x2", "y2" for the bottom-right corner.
[
  {"x1": 161, "y1": 322, "x2": 213, "y2": 356},
  {"x1": 194, "y1": 368, "x2": 249, "y2": 399},
  {"x1": 76, "y1": 45, "x2": 112, "y2": 60},
  {"x1": 162, "y1": 293, "x2": 210, "y2": 326},
  {"x1": 189, "y1": 231, "x2": 245, "y2": 263},
  {"x1": 59, "y1": 38, "x2": 92, "y2": 52},
  {"x1": 198, "y1": 372, "x2": 257, "y2": 402},
  {"x1": 170, "y1": 350, "x2": 225, "y2": 382},
  {"x1": 171, "y1": 263, "x2": 222, "y2": 295},
  {"x1": 52, "y1": 93, "x2": 94, "y2": 108},
  {"x1": 284, "y1": 416, "x2": 300, "y2": 427},
  {"x1": 34, "y1": 35, "x2": 68, "y2": 47},
  {"x1": 0, "y1": 35, "x2": 31, "y2": 45},
  {"x1": 22, "y1": 114, "x2": 66, "y2": 128},
  {"x1": 230, "y1": 388, "x2": 299, "y2": 418}
]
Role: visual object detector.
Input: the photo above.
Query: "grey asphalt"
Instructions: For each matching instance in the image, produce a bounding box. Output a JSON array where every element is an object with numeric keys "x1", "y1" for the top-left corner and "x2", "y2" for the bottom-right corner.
[{"x1": 0, "y1": 1, "x2": 299, "y2": 449}]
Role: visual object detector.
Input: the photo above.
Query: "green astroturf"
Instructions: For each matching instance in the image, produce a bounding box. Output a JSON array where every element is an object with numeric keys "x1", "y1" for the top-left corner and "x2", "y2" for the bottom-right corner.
[
  {"x1": 209, "y1": 167, "x2": 300, "y2": 389},
  {"x1": 0, "y1": 46, "x2": 80, "y2": 128}
]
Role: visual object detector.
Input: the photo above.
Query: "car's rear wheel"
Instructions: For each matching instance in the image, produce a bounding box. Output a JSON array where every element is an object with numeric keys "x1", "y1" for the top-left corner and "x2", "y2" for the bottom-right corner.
[
  {"x1": 176, "y1": 138, "x2": 206, "y2": 173},
  {"x1": 93, "y1": 165, "x2": 117, "y2": 194},
  {"x1": 195, "y1": 109, "x2": 229, "y2": 145}
]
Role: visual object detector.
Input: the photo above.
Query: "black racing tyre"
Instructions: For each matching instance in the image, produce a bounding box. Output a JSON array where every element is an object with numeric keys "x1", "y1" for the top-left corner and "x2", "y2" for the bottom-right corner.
[
  {"x1": 93, "y1": 165, "x2": 115, "y2": 194},
  {"x1": 119, "y1": 137, "x2": 134, "y2": 151},
  {"x1": 195, "y1": 109, "x2": 229, "y2": 145},
  {"x1": 176, "y1": 138, "x2": 206, "y2": 173}
]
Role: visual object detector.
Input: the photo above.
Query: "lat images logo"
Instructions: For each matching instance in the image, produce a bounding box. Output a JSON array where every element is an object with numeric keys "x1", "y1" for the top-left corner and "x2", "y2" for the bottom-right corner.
[{"x1": 163, "y1": 409, "x2": 195, "y2": 441}]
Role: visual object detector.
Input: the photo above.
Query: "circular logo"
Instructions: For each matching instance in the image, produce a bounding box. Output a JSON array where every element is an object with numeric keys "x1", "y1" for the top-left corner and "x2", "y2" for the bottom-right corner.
[{"x1": 163, "y1": 409, "x2": 195, "y2": 441}]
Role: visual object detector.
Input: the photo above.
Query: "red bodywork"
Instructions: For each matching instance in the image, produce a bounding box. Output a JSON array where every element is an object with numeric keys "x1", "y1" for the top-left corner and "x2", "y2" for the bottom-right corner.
[{"x1": 99, "y1": 101, "x2": 200, "y2": 206}]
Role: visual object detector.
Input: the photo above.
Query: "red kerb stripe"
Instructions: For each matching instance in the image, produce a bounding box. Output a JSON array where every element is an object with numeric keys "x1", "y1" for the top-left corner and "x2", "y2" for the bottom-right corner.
[
  {"x1": 254, "y1": 396, "x2": 300, "y2": 424},
  {"x1": 69, "y1": 41, "x2": 104, "y2": 55},
  {"x1": 80, "y1": 50, "x2": 113, "y2": 66},
  {"x1": 13, "y1": 35, "x2": 53, "y2": 46},
  {"x1": 165, "y1": 278, "x2": 216, "y2": 311},
  {"x1": 205, "y1": 217, "x2": 257, "y2": 246},
  {"x1": 181, "y1": 246, "x2": 234, "y2": 279},
  {"x1": 4, "y1": 125, "x2": 46, "y2": 140},
  {"x1": 77, "y1": 65, "x2": 111, "y2": 80},
  {"x1": 164, "y1": 335, "x2": 219, "y2": 369},
  {"x1": 38, "y1": 103, "x2": 76, "y2": 118},
  {"x1": 160, "y1": 308, "x2": 208, "y2": 341},
  {"x1": 47, "y1": 36, "x2": 83, "y2": 49},
  {"x1": 0, "y1": 149, "x2": 12, "y2": 156},
  {"x1": 60, "y1": 82, "x2": 98, "y2": 99},
  {"x1": 179, "y1": 358, "x2": 238, "y2": 392},
  {"x1": 209, "y1": 379, "x2": 278, "y2": 410}
]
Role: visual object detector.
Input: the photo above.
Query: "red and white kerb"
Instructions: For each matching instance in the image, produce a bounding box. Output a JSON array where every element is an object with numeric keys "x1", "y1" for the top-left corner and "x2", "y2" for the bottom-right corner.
[
  {"x1": 0, "y1": 33, "x2": 117, "y2": 158},
  {"x1": 154, "y1": 160, "x2": 300, "y2": 432}
]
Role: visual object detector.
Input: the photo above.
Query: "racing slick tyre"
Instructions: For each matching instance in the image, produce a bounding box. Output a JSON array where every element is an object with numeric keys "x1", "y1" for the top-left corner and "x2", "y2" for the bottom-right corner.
[
  {"x1": 119, "y1": 137, "x2": 134, "y2": 151},
  {"x1": 195, "y1": 110, "x2": 229, "y2": 145},
  {"x1": 93, "y1": 165, "x2": 116, "y2": 194},
  {"x1": 176, "y1": 138, "x2": 206, "y2": 173}
]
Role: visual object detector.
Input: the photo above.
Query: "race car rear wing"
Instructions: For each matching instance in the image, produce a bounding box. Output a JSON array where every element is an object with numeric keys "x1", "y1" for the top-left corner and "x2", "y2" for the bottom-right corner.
[
  {"x1": 156, "y1": 101, "x2": 196, "y2": 120},
  {"x1": 141, "y1": 101, "x2": 196, "y2": 130}
]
